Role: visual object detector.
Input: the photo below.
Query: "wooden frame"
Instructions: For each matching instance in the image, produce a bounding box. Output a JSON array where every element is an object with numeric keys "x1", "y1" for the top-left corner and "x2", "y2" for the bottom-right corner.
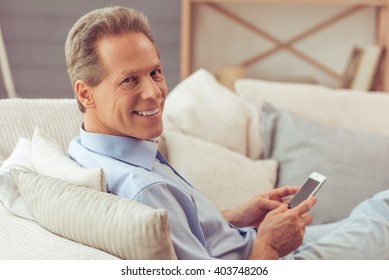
[
  {"x1": 181, "y1": 0, "x2": 389, "y2": 91},
  {"x1": 0, "y1": 23, "x2": 17, "y2": 98}
]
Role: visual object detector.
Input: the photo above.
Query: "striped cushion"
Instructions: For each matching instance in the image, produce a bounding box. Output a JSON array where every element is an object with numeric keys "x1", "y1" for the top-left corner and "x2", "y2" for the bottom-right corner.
[
  {"x1": 0, "y1": 98, "x2": 82, "y2": 159},
  {"x1": 0, "y1": 202, "x2": 118, "y2": 260},
  {"x1": 11, "y1": 169, "x2": 177, "y2": 260}
]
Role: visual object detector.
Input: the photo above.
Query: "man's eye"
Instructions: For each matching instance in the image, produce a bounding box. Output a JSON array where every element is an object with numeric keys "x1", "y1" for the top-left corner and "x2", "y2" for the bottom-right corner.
[
  {"x1": 121, "y1": 76, "x2": 138, "y2": 85},
  {"x1": 119, "y1": 76, "x2": 138, "y2": 90},
  {"x1": 151, "y1": 69, "x2": 163, "y2": 80},
  {"x1": 122, "y1": 77, "x2": 133, "y2": 84}
]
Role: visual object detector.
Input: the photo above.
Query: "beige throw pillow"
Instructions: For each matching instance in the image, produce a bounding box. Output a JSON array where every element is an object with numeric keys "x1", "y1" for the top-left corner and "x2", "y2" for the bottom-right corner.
[
  {"x1": 163, "y1": 69, "x2": 261, "y2": 159},
  {"x1": 31, "y1": 128, "x2": 106, "y2": 192},
  {"x1": 12, "y1": 169, "x2": 177, "y2": 260},
  {"x1": 163, "y1": 132, "x2": 277, "y2": 210}
]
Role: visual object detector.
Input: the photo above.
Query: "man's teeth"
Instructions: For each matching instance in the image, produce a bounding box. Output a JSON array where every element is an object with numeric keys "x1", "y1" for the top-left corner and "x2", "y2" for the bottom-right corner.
[{"x1": 136, "y1": 108, "x2": 159, "y2": 116}]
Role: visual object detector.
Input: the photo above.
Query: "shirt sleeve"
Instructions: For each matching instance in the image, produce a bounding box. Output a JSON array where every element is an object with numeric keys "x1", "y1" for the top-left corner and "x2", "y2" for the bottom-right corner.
[{"x1": 133, "y1": 182, "x2": 215, "y2": 260}]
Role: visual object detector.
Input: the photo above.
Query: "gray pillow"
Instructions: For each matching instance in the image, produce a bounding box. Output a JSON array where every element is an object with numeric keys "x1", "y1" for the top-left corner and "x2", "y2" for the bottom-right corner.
[{"x1": 262, "y1": 103, "x2": 389, "y2": 225}]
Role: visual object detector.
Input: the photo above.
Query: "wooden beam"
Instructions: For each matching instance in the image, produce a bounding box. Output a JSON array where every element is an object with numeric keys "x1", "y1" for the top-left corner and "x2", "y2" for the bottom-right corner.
[
  {"x1": 376, "y1": 1, "x2": 389, "y2": 91},
  {"x1": 180, "y1": 0, "x2": 192, "y2": 79},
  {"x1": 191, "y1": 0, "x2": 386, "y2": 6}
]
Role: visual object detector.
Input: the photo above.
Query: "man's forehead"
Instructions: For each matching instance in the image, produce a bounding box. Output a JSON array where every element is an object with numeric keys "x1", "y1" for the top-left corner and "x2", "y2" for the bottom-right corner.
[
  {"x1": 96, "y1": 32, "x2": 161, "y2": 75},
  {"x1": 96, "y1": 32, "x2": 156, "y2": 52}
]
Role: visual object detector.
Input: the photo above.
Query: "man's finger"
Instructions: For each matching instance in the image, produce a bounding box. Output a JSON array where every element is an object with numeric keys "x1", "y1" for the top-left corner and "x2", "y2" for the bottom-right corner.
[
  {"x1": 290, "y1": 197, "x2": 317, "y2": 216},
  {"x1": 269, "y1": 186, "x2": 300, "y2": 200},
  {"x1": 261, "y1": 199, "x2": 282, "y2": 210},
  {"x1": 301, "y1": 213, "x2": 313, "y2": 226}
]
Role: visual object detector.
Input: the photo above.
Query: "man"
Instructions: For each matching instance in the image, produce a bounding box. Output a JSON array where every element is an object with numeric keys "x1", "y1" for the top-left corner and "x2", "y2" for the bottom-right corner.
[{"x1": 66, "y1": 6, "x2": 389, "y2": 260}]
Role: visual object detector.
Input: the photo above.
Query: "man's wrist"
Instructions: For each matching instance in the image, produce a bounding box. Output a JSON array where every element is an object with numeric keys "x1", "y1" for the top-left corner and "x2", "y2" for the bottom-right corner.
[
  {"x1": 249, "y1": 239, "x2": 280, "y2": 260},
  {"x1": 222, "y1": 209, "x2": 241, "y2": 227}
]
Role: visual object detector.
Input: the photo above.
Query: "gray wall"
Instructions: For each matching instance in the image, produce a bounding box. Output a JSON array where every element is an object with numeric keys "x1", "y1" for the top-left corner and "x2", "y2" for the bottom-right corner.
[{"x1": 0, "y1": 0, "x2": 181, "y2": 99}]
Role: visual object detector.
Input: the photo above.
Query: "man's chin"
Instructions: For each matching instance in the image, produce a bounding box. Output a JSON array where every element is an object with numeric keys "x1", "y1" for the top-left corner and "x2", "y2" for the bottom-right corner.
[
  {"x1": 149, "y1": 130, "x2": 163, "y2": 141},
  {"x1": 139, "y1": 127, "x2": 163, "y2": 141}
]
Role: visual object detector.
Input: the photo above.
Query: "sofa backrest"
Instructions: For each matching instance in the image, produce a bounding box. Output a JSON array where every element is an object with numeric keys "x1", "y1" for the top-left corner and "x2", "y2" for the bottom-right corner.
[{"x1": 0, "y1": 98, "x2": 82, "y2": 162}]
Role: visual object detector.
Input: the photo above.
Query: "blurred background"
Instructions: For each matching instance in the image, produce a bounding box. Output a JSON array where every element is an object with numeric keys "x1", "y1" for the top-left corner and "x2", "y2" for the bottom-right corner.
[
  {"x1": 0, "y1": 0, "x2": 386, "y2": 99},
  {"x1": 0, "y1": 0, "x2": 181, "y2": 98}
]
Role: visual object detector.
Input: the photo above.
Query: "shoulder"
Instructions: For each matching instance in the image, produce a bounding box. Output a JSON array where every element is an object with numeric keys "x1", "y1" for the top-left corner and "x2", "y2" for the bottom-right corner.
[
  {"x1": 133, "y1": 182, "x2": 201, "y2": 230},
  {"x1": 116, "y1": 175, "x2": 195, "y2": 208},
  {"x1": 68, "y1": 138, "x2": 159, "y2": 195},
  {"x1": 135, "y1": 181, "x2": 192, "y2": 202}
]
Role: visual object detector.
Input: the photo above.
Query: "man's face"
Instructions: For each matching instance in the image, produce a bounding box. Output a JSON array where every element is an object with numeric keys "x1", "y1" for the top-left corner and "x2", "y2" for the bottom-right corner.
[{"x1": 81, "y1": 32, "x2": 167, "y2": 140}]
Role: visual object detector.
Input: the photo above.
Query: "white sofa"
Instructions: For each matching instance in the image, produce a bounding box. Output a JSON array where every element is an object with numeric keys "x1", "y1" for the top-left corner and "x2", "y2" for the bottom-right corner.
[{"x1": 1, "y1": 69, "x2": 389, "y2": 259}]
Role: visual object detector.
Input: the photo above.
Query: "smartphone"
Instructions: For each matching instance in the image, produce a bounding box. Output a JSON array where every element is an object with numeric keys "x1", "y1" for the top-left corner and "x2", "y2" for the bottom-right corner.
[{"x1": 288, "y1": 172, "x2": 327, "y2": 209}]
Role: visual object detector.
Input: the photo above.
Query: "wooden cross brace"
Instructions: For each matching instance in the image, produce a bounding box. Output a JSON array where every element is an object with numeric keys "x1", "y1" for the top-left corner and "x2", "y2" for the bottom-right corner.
[{"x1": 206, "y1": 2, "x2": 367, "y2": 81}]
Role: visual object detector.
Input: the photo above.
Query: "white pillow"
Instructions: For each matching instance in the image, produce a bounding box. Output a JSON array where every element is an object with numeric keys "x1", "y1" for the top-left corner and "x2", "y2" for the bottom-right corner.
[
  {"x1": 0, "y1": 173, "x2": 34, "y2": 220},
  {"x1": 0, "y1": 138, "x2": 34, "y2": 220},
  {"x1": 0, "y1": 138, "x2": 33, "y2": 173},
  {"x1": 235, "y1": 79, "x2": 389, "y2": 157},
  {"x1": 163, "y1": 69, "x2": 261, "y2": 159},
  {"x1": 163, "y1": 132, "x2": 277, "y2": 210},
  {"x1": 12, "y1": 169, "x2": 177, "y2": 260},
  {"x1": 31, "y1": 128, "x2": 106, "y2": 192},
  {"x1": 0, "y1": 154, "x2": 5, "y2": 167}
]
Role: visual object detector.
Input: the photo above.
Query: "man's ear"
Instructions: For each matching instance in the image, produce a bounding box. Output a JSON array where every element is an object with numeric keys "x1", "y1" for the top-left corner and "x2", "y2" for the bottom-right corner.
[{"x1": 75, "y1": 80, "x2": 95, "y2": 109}]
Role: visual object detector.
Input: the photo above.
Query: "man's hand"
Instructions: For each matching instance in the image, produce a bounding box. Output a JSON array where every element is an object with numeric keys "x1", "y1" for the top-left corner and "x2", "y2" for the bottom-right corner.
[
  {"x1": 223, "y1": 186, "x2": 301, "y2": 228},
  {"x1": 249, "y1": 196, "x2": 317, "y2": 260}
]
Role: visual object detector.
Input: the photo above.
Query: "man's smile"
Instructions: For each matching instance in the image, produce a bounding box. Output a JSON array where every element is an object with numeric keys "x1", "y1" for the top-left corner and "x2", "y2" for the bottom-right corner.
[{"x1": 134, "y1": 108, "x2": 159, "y2": 116}]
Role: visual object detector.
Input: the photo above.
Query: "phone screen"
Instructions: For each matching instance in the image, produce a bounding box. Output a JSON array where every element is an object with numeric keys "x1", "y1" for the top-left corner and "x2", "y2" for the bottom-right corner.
[{"x1": 288, "y1": 178, "x2": 321, "y2": 208}]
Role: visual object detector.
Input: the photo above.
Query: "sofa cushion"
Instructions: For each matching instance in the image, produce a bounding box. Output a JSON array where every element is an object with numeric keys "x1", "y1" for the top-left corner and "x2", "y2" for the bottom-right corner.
[
  {"x1": 0, "y1": 202, "x2": 118, "y2": 260},
  {"x1": 0, "y1": 138, "x2": 34, "y2": 220},
  {"x1": 262, "y1": 103, "x2": 389, "y2": 224},
  {"x1": 163, "y1": 131, "x2": 277, "y2": 210},
  {"x1": 235, "y1": 79, "x2": 389, "y2": 158},
  {"x1": 163, "y1": 69, "x2": 261, "y2": 159},
  {"x1": 0, "y1": 98, "x2": 82, "y2": 159},
  {"x1": 31, "y1": 128, "x2": 106, "y2": 192},
  {"x1": 0, "y1": 138, "x2": 33, "y2": 173},
  {"x1": 0, "y1": 129, "x2": 107, "y2": 220},
  {"x1": 0, "y1": 154, "x2": 5, "y2": 167},
  {"x1": 11, "y1": 169, "x2": 177, "y2": 260}
]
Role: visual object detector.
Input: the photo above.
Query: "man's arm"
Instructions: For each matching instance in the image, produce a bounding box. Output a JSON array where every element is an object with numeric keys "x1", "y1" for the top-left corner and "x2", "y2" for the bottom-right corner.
[{"x1": 134, "y1": 183, "x2": 215, "y2": 259}]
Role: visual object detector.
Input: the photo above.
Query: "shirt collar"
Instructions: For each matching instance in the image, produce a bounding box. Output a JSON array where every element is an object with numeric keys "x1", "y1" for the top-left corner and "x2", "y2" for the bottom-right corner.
[{"x1": 79, "y1": 125, "x2": 158, "y2": 171}]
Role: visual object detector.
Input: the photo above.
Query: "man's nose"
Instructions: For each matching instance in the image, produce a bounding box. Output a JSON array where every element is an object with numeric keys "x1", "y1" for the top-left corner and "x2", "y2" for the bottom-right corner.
[{"x1": 141, "y1": 77, "x2": 162, "y2": 99}]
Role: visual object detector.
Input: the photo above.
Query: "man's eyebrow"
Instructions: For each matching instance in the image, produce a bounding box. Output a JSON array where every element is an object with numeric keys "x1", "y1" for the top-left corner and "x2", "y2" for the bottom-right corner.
[
  {"x1": 150, "y1": 62, "x2": 163, "y2": 70},
  {"x1": 123, "y1": 64, "x2": 162, "y2": 75},
  {"x1": 113, "y1": 63, "x2": 163, "y2": 80},
  {"x1": 112, "y1": 70, "x2": 136, "y2": 83}
]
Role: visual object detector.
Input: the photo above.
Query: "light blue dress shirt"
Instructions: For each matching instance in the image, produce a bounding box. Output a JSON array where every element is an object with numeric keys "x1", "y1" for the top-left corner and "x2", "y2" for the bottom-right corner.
[
  {"x1": 69, "y1": 127, "x2": 389, "y2": 260},
  {"x1": 68, "y1": 127, "x2": 257, "y2": 259}
]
